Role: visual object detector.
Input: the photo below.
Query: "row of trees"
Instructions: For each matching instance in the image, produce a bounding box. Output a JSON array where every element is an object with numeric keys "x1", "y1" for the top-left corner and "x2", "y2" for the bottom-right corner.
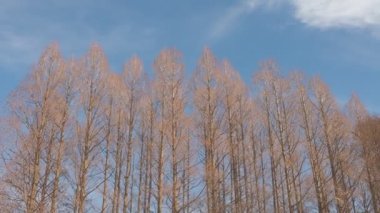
[{"x1": 0, "y1": 43, "x2": 379, "y2": 212}]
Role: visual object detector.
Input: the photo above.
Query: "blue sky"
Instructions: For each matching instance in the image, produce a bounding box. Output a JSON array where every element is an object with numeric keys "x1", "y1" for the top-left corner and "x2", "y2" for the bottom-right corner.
[{"x1": 1, "y1": 0, "x2": 379, "y2": 113}]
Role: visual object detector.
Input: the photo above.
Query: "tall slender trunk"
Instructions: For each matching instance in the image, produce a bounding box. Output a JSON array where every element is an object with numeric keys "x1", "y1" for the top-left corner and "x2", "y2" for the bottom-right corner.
[
  {"x1": 264, "y1": 96, "x2": 279, "y2": 213},
  {"x1": 185, "y1": 136, "x2": 191, "y2": 213},
  {"x1": 260, "y1": 139, "x2": 267, "y2": 213},
  {"x1": 225, "y1": 103, "x2": 240, "y2": 213},
  {"x1": 101, "y1": 100, "x2": 113, "y2": 213},
  {"x1": 40, "y1": 128, "x2": 55, "y2": 212},
  {"x1": 129, "y1": 157, "x2": 135, "y2": 213},
  {"x1": 366, "y1": 166, "x2": 379, "y2": 213},
  {"x1": 137, "y1": 131, "x2": 145, "y2": 213},
  {"x1": 123, "y1": 93, "x2": 135, "y2": 213},
  {"x1": 51, "y1": 104, "x2": 69, "y2": 213},
  {"x1": 298, "y1": 90, "x2": 328, "y2": 212},
  {"x1": 112, "y1": 111, "x2": 123, "y2": 213},
  {"x1": 157, "y1": 113, "x2": 165, "y2": 213},
  {"x1": 170, "y1": 88, "x2": 179, "y2": 212},
  {"x1": 321, "y1": 109, "x2": 345, "y2": 213},
  {"x1": 252, "y1": 134, "x2": 261, "y2": 212},
  {"x1": 123, "y1": 127, "x2": 134, "y2": 213},
  {"x1": 272, "y1": 88, "x2": 293, "y2": 213},
  {"x1": 27, "y1": 130, "x2": 43, "y2": 213},
  {"x1": 143, "y1": 105, "x2": 154, "y2": 213}
]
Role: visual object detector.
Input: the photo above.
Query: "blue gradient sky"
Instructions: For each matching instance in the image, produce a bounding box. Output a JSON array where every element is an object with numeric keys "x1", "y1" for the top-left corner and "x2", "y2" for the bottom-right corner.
[{"x1": 1, "y1": 0, "x2": 379, "y2": 113}]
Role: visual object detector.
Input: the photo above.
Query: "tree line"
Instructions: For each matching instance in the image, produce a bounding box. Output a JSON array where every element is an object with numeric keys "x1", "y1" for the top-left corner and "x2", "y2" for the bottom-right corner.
[{"x1": 0, "y1": 43, "x2": 379, "y2": 213}]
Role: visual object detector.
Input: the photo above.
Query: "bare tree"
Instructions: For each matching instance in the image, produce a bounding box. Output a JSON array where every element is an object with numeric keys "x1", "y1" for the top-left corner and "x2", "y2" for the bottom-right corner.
[
  {"x1": 1, "y1": 43, "x2": 377, "y2": 213},
  {"x1": 192, "y1": 47, "x2": 224, "y2": 213},
  {"x1": 311, "y1": 77, "x2": 352, "y2": 212},
  {"x1": 217, "y1": 60, "x2": 250, "y2": 212},
  {"x1": 355, "y1": 115, "x2": 380, "y2": 213},
  {"x1": 254, "y1": 62, "x2": 281, "y2": 213},
  {"x1": 50, "y1": 58, "x2": 76, "y2": 213},
  {"x1": 140, "y1": 81, "x2": 157, "y2": 213},
  {"x1": 73, "y1": 44, "x2": 108, "y2": 213},
  {"x1": 120, "y1": 56, "x2": 143, "y2": 213},
  {"x1": 152, "y1": 49, "x2": 188, "y2": 212},
  {"x1": 110, "y1": 75, "x2": 129, "y2": 213},
  {"x1": 4, "y1": 43, "x2": 65, "y2": 212},
  {"x1": 295, "y1": 74, "x2": 328, "y2": 212}
]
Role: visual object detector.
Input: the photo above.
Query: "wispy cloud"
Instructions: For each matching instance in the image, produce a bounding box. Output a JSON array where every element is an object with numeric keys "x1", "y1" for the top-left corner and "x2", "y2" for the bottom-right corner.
[
  {"x1": 208, "y1": 0, "x2": 258, "y2": 40},
  {"x1": 208, "y1": 0, "x2": 289, "y2": 40},
  {"x1": 0, "y1": 31, "x2": 43, "y2": 66},
  {"x1": 0, "y1": 0, "x2": 158, "y2": 73}
]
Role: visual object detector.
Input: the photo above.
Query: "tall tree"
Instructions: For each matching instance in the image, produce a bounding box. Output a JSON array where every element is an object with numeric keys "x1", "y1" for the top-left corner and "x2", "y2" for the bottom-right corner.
[
  {"x1": 192, "y1": 48, "x2": 223, "y2": 213},
  {"x1": 121, "y1": 56, "x2": 144, "y2": 213},
  {"x1": 153, "y1": 49, "x2": 187, "y2": 212},
  {"x1": 311, "y1": 77, "x2": 351, "y2": 212},
  {"x1": 295, "y1": 74, "x2": 328, "y2": 212},
  {"x1": 73, "y1": 44, "x2": 108, "y2": 213},
  {"x1": 50, "y1": 58, "x2": 76, "y2": 213},
  {"x1": 1, "y1": 44, "x2": 378, "y2": 213},
  {"x1": 5, "y1": 43, "x2": 64, "y2": 212},
  {"x1": 355, "y1": 115, "x2": 380, "y2": 213}
]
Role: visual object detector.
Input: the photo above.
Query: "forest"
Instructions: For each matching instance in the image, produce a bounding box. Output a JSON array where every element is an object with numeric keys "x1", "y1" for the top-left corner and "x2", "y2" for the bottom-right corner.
[{"x1": 0, "y1": 43, "x2": 379, "y2": 213}]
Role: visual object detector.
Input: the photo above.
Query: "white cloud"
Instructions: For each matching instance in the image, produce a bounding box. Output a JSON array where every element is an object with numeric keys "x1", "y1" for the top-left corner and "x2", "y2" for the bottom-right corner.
[
  {"x1": 292, "y1": 0, "x2": 380, "y2": 28},
  {"x1": 209, "y1": 0, "x2": 380, "y2": 41}
]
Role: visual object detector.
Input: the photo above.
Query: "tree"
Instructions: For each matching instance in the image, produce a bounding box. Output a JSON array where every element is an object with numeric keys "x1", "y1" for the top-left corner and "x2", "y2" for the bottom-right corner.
[
  {"x1": 73, "y1": 44, "x2": 108, "y2": 213},
  {"x1": 50, "y1": 58, "x2": 76, "y2": 213},
  {"x1": 311, "y1": 77, "x2": 352, "y2": 212},
  {"x1": 153, "y1": 49, "x2": 188, "y2": 212},
  {"x1": 295, "y1": 74, "x2": 328, "y2": 212},
  {"x1": 355, "y1": 116, "x2": 380, "y2": 213},
  {"x1": 4, "y1": 43, "x2": 64, "y2": 212},
  {"x1": 121, "y1": 56, "x2": 144, "y2": 213},
  {"x1": 192, "y1": 47, "x2": 224, "y2": 213},
  {"x1": 1, "y1": 43, "x2": 377, "y2": 213}
]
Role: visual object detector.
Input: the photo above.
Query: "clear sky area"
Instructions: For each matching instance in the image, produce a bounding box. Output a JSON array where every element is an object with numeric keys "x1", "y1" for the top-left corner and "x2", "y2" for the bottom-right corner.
[{"x1": 1, "y1": 0, "x2": 379, "y2": 113}]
